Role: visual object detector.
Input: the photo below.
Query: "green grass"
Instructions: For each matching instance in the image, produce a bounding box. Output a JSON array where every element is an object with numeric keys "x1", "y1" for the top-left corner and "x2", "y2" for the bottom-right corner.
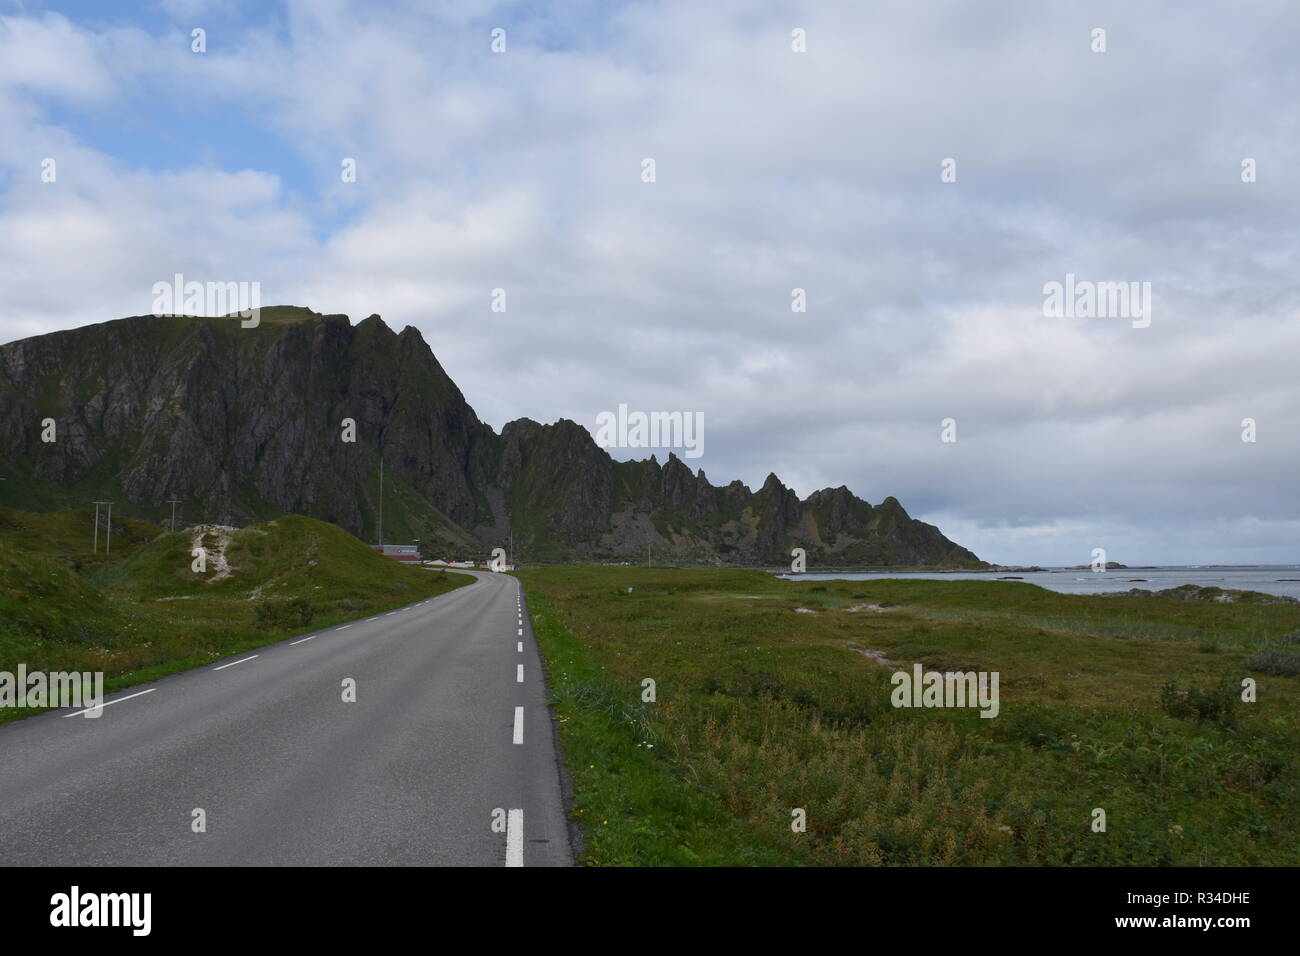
[
  {"x1": 520, "y1": 566, "x2": 1300, "y2": 866},
  {"x1": 0, "y1": 506, "x2": 159, "y2": 566},
  {"x1": 530, "y1": 590, "x2": 789, "y2": 865},
  {"x1": 0, "y1": 509, "x2": 474, "y2": 723}
]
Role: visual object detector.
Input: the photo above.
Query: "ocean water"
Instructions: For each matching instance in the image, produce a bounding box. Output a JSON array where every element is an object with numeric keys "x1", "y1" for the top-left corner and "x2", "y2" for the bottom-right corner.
[{"x1": 779, "y1": 567, "x2": 1300, "y2": 600}]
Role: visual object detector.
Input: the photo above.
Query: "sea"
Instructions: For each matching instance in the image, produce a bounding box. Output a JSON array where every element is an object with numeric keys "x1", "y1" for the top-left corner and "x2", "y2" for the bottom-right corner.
[{"x1": 777, "y1": 567, "x2": 1300, "y2": 600}]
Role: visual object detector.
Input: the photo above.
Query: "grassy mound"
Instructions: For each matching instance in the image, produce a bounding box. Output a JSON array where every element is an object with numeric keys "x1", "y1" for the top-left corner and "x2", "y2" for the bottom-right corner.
[{"x1": 0, "y1": 509, "x2": 474, "y2": 722}]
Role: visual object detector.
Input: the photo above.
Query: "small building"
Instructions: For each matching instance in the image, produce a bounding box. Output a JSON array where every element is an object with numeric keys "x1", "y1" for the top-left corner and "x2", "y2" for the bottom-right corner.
[{"x1": 373, "y1": 544, "x2": 421, "y2": 563}]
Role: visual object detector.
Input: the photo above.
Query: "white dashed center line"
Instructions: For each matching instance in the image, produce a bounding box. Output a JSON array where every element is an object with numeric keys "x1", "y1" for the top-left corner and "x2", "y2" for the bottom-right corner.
[
  {"x1": 213, "y1": 655, "x2": 259, "y2": 671},
  {"x1": 516, "y1": 664, "x2": 524, "y2": 683},
  {"x1": 513, "y1": 706, "x2": 524, "y2": 744},
  {"x1": 63, "y1": 688, "x2": 156, "y2": 718},
  {"x1": 517, "y1": 641, "x2": 523, "y2": 652},
  {"x1": 505, "y1": 808, "x2": 523, "y2": 867},
  {"x1": 289, "y1": 635, "x2": 318, "y2": 646}
]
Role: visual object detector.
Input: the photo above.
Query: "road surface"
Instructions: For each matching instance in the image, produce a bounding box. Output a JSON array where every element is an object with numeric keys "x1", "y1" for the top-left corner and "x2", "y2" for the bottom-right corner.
[{"x1": 0, "y1": 570, "x2": 573, "y2": 866}]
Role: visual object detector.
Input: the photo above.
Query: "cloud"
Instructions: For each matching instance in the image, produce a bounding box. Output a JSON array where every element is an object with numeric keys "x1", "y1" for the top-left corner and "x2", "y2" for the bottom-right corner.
[{"x1": 0, "y1": 0, "x2": 1297, "y2": 565}]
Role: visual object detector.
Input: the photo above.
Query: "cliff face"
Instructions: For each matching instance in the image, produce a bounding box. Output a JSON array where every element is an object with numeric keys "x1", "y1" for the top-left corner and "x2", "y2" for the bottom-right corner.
[{"x1": 0, "y1": 307, "x2": 984, "y2": 568}]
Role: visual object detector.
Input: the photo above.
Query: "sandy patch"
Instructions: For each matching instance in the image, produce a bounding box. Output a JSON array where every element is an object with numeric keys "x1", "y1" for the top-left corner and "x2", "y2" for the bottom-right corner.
[
  {"x1": 848, "y1": 647, "x2": 896, "y2": 667},
  {"x1": 190, "y1": 524, "x2": 236, "y2": 581}
]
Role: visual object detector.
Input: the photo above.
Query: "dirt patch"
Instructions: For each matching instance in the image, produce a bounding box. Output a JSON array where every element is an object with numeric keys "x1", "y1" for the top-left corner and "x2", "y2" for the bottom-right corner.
[
  {"x1": 848, "y1": 646, "x2": 897, "y2": 667},
  {"x1": 190, "y1": 524, "x2": 236, "y2": 581}
]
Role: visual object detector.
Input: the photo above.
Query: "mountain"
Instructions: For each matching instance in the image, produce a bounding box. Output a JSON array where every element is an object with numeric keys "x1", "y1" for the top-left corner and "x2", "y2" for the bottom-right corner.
[{"x1": 0, "y1": 307, "x2": 984, "y2": 568}]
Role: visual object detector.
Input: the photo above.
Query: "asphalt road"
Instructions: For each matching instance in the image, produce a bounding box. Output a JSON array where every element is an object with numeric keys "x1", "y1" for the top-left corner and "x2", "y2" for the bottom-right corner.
[{"x1": 0, "y1": 570, "x2": 573, "y2": 866}]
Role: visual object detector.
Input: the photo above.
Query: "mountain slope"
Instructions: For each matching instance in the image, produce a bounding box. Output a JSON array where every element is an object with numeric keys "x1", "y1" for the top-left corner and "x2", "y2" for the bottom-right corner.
[{"x1": 0, "y1": 307, "x2": 984, "y2": 568}]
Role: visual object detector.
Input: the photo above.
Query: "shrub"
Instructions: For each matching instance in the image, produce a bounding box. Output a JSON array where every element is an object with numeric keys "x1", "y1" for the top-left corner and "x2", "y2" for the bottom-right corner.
[
  {"x1": 1244, "y1": 649, "x2": 1300, "y2": 676},
  {"x1": 1160, "y1": 678, "x2": 1238, "y2": 729},
  {"x1": 1159, "y1": 680, "x2": 1193, "y2": 721},
  {"x1": 255, "y1": 597, "x2": 313, "y2": 631}
]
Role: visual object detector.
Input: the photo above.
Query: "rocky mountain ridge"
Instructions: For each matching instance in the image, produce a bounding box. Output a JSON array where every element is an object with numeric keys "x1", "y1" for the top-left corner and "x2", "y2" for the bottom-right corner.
[{"x1": 0, "y1": 307, "x2": 985, "y2": 567}]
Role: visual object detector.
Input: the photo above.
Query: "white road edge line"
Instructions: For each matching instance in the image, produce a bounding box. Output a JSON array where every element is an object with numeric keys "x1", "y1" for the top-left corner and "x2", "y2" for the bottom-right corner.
[
  {"x1": 337, "y1": 624, "x2": 352, "y2": 630},
  {"x1": 63, "y1": 688, "x2": 155, "y2": 718},
  {"x1": 506, "y1": 808, "x2": 524, "y2": 867},
  {"x1": 289, "y1": 635, "x2": 318, "y2": 646},
  {"x1": 213, "y1": 655, "x2": 259, "y2": 671},
  {"x1": 516, "y1": 664, "x2": 524, "y2": 683},
  {"x1": 513, "y1": 706, "x2": 524, "y2": 744}
]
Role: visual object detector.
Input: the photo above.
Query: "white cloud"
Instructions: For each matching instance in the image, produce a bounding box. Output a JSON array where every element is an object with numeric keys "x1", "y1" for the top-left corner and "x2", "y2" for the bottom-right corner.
[{"x1": 1, "y1": 0, "x2": 1297, "y2": 564}]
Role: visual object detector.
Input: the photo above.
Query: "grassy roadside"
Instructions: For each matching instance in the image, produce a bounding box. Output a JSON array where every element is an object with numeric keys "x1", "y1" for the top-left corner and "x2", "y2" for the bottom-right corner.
[
  {"x1": 529, "y1": 589, "x2": 789, "y2": 865},
  {"x1": 1, "y1": 509, "x2": 475, "y2": 724},
  {"x1": 521, "y1": 566, "x2": 1300, "y2": 866}
]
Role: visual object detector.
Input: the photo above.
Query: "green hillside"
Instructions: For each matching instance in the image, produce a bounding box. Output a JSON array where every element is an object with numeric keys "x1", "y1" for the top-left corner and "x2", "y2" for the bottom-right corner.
[
  {"x1": 0, "y1": 508, "x2": 474, "y2": 722},
  {"x1": 0, "y1": 505, "x2": 159, "y2": 564}
]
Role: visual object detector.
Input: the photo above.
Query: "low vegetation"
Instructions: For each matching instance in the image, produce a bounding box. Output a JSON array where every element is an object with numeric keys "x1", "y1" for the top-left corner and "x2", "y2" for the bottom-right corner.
[
  {"x1": 520, "y1": 566, "x2": 1300, "y2": 866},
  {"x1": 0, "y1": 507, "x2": 473, "y2": 722}
]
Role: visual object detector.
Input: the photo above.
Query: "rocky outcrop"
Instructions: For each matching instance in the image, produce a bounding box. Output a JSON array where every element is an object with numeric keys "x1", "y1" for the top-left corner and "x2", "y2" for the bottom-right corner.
[{"x1": 0, "y1": 307, "x2": 985, "y2": 568}]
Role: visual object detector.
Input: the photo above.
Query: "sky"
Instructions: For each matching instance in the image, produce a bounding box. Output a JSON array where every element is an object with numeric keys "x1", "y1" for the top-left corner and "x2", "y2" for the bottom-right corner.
[{"x1": 0, "y1": 0, "x2": 1296, "y2": 566}]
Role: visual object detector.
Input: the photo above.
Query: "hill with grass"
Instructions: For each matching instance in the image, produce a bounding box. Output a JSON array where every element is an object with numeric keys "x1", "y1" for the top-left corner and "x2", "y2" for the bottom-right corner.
[
  {"x1": 0, "y1": 508, "x2": 472, "y2": 720},
  {"x1": 0, "y1": 307, "x2": 984, "y2": 568}
]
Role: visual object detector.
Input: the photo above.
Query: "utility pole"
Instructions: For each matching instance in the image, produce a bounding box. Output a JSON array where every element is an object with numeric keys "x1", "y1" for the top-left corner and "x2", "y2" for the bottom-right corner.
[
  {"x1": 168, "y1": 497, "x2": 181, "y2": 533},
  {"x1": 647, "y1": 543, "x2": 651, "y2": 568},
  {"x1": 378, "y1": 455, "x2": 384, "y2": 548},
  {"x1": 92, "y1": 501, "x2": 112, "y2": 554},
  {"x1": 106, "y1": 502, "x2": 113, "y2": 554}
]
